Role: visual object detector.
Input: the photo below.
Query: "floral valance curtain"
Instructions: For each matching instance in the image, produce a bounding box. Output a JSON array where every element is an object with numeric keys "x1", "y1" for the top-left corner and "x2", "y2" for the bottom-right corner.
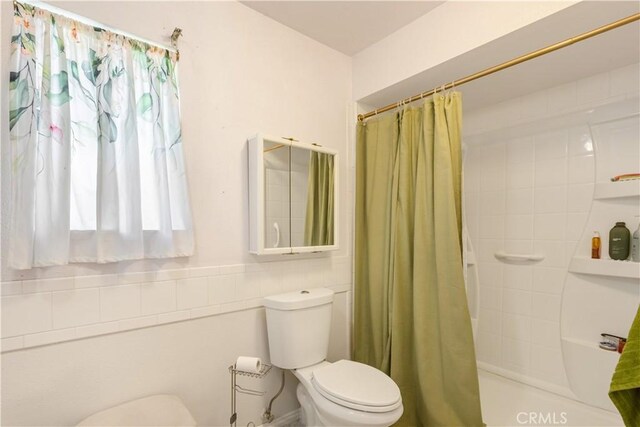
[{"x1": 9, "y1": 1, "x2": 194, "y2": 269}]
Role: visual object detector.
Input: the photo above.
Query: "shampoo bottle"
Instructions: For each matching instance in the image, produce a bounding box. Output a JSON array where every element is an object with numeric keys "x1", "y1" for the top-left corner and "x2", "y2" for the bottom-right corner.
[
  {"x1": 609, "y1": 222, "x2": 630, "y2": 260},
  {"x1": 592, "y1": 232, "x2": 601, "y2": 259},
  {"x1": 632, "y1": 220, "x2": 640, "y2": 262}
]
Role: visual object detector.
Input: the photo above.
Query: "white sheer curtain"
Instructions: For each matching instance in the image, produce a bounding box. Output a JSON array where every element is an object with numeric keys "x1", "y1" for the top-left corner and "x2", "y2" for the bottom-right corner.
[{"x1": 9, "y1": 1, "x2": 194, "y2": 269}]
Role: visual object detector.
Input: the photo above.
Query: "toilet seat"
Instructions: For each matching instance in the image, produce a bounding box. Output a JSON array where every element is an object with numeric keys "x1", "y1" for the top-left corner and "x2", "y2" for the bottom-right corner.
[{"x1": 311, "y1": 360, "x2": 402, "y2": 413}]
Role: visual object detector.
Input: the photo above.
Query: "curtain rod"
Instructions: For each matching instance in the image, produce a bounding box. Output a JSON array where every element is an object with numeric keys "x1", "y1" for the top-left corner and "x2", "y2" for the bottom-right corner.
[
  {"x1": 357, "y1": 13, "x2": 640, "y2": 122},
  {"x1": 17, "y1": 0, "x2": 182, "y2": 53}
]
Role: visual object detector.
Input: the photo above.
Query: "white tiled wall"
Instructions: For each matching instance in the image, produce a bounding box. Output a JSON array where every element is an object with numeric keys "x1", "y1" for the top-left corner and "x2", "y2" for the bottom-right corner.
[
  {"x1": 464, "y1": 62, "x2": 639, "y2": 389},
  {"x1": 1, "y1": 257, "x2": 352, "y2": 352}
]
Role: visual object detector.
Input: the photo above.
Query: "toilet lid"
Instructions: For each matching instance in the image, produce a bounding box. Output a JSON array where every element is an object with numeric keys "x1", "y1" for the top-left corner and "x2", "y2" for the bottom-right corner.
[{"x1": 311, "y1": 360, "x2": 402, "y2": 413}]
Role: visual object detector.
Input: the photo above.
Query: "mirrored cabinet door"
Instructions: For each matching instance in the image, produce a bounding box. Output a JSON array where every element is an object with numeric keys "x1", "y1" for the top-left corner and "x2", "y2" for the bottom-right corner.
[
  {"x1": 263, "y1": 141, "x2": 291, "y2": 250},
  {"x1": 248, "y1": 134, "x2": 338, "y2": 255}
]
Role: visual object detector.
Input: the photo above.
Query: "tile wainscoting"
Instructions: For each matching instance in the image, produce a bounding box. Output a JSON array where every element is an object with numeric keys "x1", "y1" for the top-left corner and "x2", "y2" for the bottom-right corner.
[{"x1": 1, "y1": 256, "x2": 352, "y2": 352}]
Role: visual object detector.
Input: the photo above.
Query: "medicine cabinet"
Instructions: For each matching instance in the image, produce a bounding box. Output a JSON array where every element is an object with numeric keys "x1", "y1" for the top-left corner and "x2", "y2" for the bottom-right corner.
[{"x1": 248, "y1": 134, "x2": 338, "y2": 255}]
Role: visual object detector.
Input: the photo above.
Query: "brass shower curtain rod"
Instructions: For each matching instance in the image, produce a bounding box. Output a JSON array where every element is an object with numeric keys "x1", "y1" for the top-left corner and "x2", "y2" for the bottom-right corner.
[{"x1": 357, "y1": 13, "x2": 640, "y2": 122}]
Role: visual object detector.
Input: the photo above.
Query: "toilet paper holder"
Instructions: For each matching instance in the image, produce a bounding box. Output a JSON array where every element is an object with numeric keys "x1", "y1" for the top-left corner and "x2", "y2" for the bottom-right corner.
[{"x1": 228, "y1": 362, "x2": 272, "y2": 426}]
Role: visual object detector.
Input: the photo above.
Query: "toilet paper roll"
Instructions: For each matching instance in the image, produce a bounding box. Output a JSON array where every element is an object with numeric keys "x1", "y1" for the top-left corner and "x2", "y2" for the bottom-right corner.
[{"x1": 236, "y1": 356, "x2": 262, "y2": 374}]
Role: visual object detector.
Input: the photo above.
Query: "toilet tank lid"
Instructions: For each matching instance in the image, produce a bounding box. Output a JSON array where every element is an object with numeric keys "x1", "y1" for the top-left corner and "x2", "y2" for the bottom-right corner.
[{"x1": 263, "y1": 288, "x2": 334, "y2": 310}]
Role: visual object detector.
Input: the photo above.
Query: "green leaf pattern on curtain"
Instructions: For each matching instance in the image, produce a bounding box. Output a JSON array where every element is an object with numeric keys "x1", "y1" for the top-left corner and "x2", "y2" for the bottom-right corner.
[
  {"x1": 8, "y1": 1, "x2": 193, "y2": 269},
  {"x1": 10, "y1": 1, "x2": 181, "y2": 145}
]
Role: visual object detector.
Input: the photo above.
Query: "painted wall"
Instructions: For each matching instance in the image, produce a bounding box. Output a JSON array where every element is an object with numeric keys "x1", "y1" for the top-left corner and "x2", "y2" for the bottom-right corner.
[
  {"x1": 352, "y1": 1, "x2": 577, "y2": 100},
  {"x1": 463, "y1": 62, "x2": 639, "y2": 396},
  {"x1": 0, "y1": 1, "x2": 353, "y2": 425}
]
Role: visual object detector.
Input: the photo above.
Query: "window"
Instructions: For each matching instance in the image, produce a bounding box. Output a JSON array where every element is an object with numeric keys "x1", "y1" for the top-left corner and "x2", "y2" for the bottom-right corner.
[{"x1": 9, "y1": 1, "x2": 194, "y2": 269}]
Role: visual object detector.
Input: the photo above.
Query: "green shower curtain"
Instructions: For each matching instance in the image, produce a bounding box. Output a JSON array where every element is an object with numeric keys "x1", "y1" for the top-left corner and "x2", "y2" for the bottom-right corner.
[
  {"x1": 304, "y1": 152, "x2": 335, "y2": 246},
  {"x1": 354, "y1": 93, "x2": 483, "y2": 426}
]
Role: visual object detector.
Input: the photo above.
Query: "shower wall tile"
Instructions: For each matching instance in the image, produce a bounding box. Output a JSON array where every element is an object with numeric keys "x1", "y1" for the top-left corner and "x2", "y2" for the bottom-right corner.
[
  {"x1": 479, "y1": 309, "x2": 502, "y2": 334},
  {"x1": 480, "y1": 287, "x2": 503, "y2": 311},
  {"x1": 568, "y1": 125, "x2": 594, "y2": 155},
  {"x1": 477, "y1": 263, "x2": 503, "y2": 288},
  {"x1": 568, "y1": 154, "x2": 595, "y2": 184},
  {"x1": 534, "y1": 158, "x2": 567, "y2": 187},
  {"x1": 506, "y1": 189, "x2": 534, "y2": 214},
  {"x1": 478, "y1": 239, "x2": 504, "y2": 263},
  {"x1": 533, "y1": 240, "x2": 567, "y2": 268},
  {"x1": 506, "y1": 162, "x2": 534, "y2": 189},
  {"x1": 566, "y1": 213, "x2": 589, "y2": 241},
  {"x1": 502, "y1": 337, "x2": 531, "y2": 370},
  {"x1": 534, "y1": 130, "x2": 568, "y2": 160},
  {"x1": 532, "y1": 267, "x2": 565, "y2": 294},
  {"x1": 506, "y1": 137, "x2": 534, "y2": 164},
  {"x1": 480, "y1": 191, "x2": 506, "y2": 215},
  {"x1": 531, "y1": 293, "x2": 561, "y2": 322},
  {"x1": 533, "y1": 213, "x2": 566, "y2": 240},
  {"x1": 480, "y1": 216, "x2": 505, "y2": 239},
  {"x1": 505, "y1": 215, "x2": 533, "y2": 240},
  {"x1": 504, "y1": 239, "x2": 533, "y2": 254},
  {"x1": 502, "y1": 313, "x2": 532, "y2": 341},
  {"x1": 465, "y1": 63, "x2": 638, "y2": 392},
  {"x1": 534, "y1": 187, "x2": 567, "y2": 214},
  {"x1": 502, "y1": 289, "x2": 532, "y2": 316},
  {"x1": 531, "y1": 319, "x2": 561, "y2": 348},
  {"x1": 567, "y1": 184, "x2": 595, "y2": 213},
  {"x1": 503, "y1": 265, "x2": 532, "y2": 291},
  {"x1": 477, "y1": 332, "x2": 502, "y2": 366}
]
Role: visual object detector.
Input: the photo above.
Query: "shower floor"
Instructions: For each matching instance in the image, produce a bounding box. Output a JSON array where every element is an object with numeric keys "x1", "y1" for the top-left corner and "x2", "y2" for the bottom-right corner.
[{"x1": 478, "y1": 370, "x2": 623, "y2": 426}]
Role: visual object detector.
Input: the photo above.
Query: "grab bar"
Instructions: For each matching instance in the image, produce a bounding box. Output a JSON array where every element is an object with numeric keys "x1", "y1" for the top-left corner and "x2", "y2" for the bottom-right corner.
[{"x1": 494, "y1": 251, "x2": 545, "y2": 262}]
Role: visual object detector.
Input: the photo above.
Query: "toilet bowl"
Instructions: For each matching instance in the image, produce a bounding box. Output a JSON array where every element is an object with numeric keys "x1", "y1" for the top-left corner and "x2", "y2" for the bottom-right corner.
[
  {"x1": 76, "y1": 394, "x2": 197, "y2": 426},
  {"x1": 294, "y1": 360, "x2": 403, "y2": 427},
  {"x1": 263, "y1": 288, "x2": 403, "y2": 427}
]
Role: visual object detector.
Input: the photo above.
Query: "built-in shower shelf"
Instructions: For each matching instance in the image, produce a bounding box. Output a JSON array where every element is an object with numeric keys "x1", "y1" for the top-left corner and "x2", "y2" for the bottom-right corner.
[
  {"x1": 593, "y1": 181, "x2": 640, "y2": 199},
  {"x1": 569, "y1": 257, "x2": 640, "y2": 279}
]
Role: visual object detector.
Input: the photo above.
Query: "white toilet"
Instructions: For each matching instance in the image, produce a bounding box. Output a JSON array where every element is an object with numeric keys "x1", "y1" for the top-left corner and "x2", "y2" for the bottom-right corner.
[{"x1": 263, "y1": 288, "x2": 403, "y2": 427}]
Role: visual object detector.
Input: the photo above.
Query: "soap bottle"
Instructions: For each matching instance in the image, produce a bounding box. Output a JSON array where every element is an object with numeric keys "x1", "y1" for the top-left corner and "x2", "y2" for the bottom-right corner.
[
  {"x1": 631, "y1": 219, "x2": 640, "y2": 262},
  {"x1": 592, "y1": 232, "x2": 601, "y2": 259},
  {"x1": 609, "y1": 222, "x2": 630, "y2": 260}
]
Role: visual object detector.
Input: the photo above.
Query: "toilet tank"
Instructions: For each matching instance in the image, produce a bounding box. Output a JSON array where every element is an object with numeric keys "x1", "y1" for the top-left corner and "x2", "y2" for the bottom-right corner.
[{"x1": 263, "y1": 288, "x2": 334, "y2": 369}]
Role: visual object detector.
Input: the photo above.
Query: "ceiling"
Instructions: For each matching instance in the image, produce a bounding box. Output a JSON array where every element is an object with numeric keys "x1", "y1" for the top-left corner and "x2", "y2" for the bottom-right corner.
[
  {"x1": 241, "y1": 1, "x2": 444, "y2": 56},
  {"x1": 357, "y1": 1, "x2": 640, "y2": 111},
  {"x1": 241, "y1": 1, "x2": 639, "y2": 112}
]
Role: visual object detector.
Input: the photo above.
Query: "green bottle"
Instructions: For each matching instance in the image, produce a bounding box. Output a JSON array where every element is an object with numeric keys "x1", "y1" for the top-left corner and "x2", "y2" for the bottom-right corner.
[{"x1": 609, "y1": 222, "x2": 630, "y2": 260}]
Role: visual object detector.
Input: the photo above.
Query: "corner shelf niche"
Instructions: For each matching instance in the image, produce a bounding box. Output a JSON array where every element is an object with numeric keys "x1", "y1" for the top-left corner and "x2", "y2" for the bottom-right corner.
[
  {"x1": 594, "y1": 180, "x2": 640, "y2": 200},
  {"x1": 569, "y1": 257, "x2": 640, "y2": 280}
]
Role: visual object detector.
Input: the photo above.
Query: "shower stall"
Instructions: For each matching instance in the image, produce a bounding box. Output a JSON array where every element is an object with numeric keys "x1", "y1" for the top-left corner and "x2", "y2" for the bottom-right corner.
[{"x1": 463, "y1": 64, "x2": 638, "y2": 426}]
